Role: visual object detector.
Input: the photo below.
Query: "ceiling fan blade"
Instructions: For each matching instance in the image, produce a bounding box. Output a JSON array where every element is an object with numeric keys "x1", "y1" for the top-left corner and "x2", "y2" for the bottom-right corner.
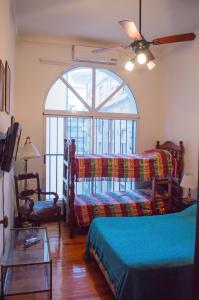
[
  {"x1": 152, "y1": 33, "x2": 196, "y2": 45},
  {"x1": 145, "y1": 49, "x2": 155, "y2": 61},
  {"x1": 119, "y1": 20, "x2": 142, "y2": 40},
  {"x1": 92, "y1": 45, "x2": 127, "y2": 54}
]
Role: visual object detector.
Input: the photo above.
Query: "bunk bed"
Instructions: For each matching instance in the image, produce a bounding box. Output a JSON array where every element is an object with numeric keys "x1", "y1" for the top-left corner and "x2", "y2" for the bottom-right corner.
[
  {"x1": 63, "y1": 139, "x2": 184, "y2": 237},
  {"x1": 85, "y1": 150, "x2": 199, "y2": 300}
]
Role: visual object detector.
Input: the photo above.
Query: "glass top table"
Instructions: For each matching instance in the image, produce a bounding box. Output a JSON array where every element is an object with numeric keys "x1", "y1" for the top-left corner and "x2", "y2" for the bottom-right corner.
[{"x1": 1, "y1": 227, "x2": 52, "y2": 299}]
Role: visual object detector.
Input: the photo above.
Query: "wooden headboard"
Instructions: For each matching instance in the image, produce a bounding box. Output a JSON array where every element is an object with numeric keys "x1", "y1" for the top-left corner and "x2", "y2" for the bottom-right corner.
[{"x1": 156, "y1": 140, "x2": 184, "y2": 181}]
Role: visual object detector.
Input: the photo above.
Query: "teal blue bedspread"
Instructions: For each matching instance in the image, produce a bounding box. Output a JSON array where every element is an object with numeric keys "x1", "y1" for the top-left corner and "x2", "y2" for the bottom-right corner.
[{"x1": 85, "y1": 205, "x2": 196, "y2": 300}]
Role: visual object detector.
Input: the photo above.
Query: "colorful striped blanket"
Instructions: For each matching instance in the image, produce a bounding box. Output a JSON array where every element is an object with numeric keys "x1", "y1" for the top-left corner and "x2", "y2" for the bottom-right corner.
[
  {"x1": 74, "y1": 150, "x2": 174, "y2": 181},
  {"x1": 74, "y1": 188, "x2": 169, "y2": 227}
]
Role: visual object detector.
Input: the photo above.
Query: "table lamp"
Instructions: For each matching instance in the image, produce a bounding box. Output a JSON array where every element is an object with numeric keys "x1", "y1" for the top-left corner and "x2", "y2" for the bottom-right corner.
[
  {"x1": 180, "y1": 173, "x2": 197, "y2": 202},
  {"x1": 20, "y1": 136, "x2": 40, "y2": 174}
]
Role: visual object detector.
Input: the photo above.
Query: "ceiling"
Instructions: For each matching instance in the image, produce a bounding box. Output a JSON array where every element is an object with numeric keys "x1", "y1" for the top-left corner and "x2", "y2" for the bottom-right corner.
[{"x1": 14, "y1": 0, "x2": 199, "y2": 45}]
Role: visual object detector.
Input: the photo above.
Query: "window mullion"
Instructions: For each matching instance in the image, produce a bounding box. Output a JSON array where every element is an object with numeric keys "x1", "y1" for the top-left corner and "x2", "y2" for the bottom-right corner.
[
  {"x1": 65, "y1": 73, "x2": 68, "y2": 109},
  {"x1": 60, "y1": 76, "x2": 91, "y2": 111},
  {"x1": 91, "y1": 68, "x2": 95, "y2": 154},
  {"x1": 96, "y1": 82, "x2": 125, "y2": 111},
  {"x1": 92, "y1": 117, "x2": 95, "y2": 154},
  {"x1": 91, "y1": 67, "x2": 96, "y2": 112}
]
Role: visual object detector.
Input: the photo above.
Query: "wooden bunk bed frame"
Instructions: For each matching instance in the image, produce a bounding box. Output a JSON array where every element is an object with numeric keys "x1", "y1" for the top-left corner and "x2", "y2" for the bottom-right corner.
[
  {"x1": 156, "y1": 140, "x2": 184, "y2": 202},
  {"x1": 63, "y1": 139, "x2": 184, "y2": 238}
]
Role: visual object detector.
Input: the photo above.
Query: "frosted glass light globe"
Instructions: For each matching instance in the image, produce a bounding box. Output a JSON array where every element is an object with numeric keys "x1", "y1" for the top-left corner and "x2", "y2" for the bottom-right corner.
[
  {"x1": 147, "y1": 60, "x2": 156, "y2": 70},
  {"x1": 124, "y1": 60, "x2": 135, "y2": 71},
  {"x1": 136, "y1": 52, "x2": 147, "y2": 64}
]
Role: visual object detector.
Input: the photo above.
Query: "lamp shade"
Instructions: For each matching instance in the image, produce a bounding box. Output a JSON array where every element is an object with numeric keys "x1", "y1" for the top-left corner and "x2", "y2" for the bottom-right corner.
[
  {"x1": 180, "y1": 173, "x2": 197, "y2": 189},
  {"x1": 20, "y1": 137, "x2": 40, "y2": 160}
]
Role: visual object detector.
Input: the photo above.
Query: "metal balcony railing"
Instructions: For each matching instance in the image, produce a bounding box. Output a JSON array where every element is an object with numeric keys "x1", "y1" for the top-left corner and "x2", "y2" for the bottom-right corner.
[{"x1": 45, "y1": 116, "x2": 136, "y2": 197}]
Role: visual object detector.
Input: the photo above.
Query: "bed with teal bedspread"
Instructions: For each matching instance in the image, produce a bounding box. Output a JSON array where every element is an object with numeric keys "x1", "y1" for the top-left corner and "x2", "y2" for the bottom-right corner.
[{"x1": 85, "y1": 205, "x2": 196, "y2": 300}]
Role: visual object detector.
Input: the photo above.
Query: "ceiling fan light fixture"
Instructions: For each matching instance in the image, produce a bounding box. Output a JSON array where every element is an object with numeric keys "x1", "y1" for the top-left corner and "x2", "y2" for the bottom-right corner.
[
  {"x1": 147, "y1": 60, "x2": 156, "y2": 70},
  {"x1": 93, "y1": 0, "x2": 196, "y2": 73},
  {"x1": 136, "y1": 51, "x2": 147, "y2": 64},
  {"x1": 124, "y1": 59, "x2": 135, "y2": 71}
]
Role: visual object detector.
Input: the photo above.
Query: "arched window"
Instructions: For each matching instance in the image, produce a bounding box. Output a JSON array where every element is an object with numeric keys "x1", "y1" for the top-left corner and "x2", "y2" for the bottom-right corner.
[{"x1": 44, "y1": 67, "x2": 138, "y2": 196}]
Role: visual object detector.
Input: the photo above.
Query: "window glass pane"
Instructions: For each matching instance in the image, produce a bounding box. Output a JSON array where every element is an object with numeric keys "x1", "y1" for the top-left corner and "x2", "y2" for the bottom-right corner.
[
  {"x1": 45, "y1": 77, "x2": 89, "y2": 111},
  {"x1": 48, "y1": 117, "x2": 58, "y2": 154},
  {"x1": 64, "y1": 117, "x2": 92, "y2": 154},
  {"x1": 45, "y1": 79, "x2": 67, "y2": 110},
  {"x1": 50, "y1": 156, "x2": 56, "y2": 193},
  {"x1": 57, "y1": 118, "x2": 64, "y2": 154},
  {"x1": 66, "y1": 89, "x2": 88, "y2": 111},
  {"x1": 57, "y1": 155, "x2": 63, "y2": 197},
  {"x1": 46, "y1": 117, "x2": 50, "y2": 154},
  {"x1": 94, "y1": 119, "x2": 136, "y2": 154},
  {"x1": 63, "y1": 68, "x2": 92, "y2": 107},
  {"x1": 45, "y1": 117, "x2": 92, "y2": 195},
  {"x1": 46, "y1": 155, "x2": 50, "y2": 192},
  {"x1": 95, "y1": 69, "x2": 122, "y2": 107},
  {"x1": 99, "y1": 85, "x2": 137, "y2": 113}
]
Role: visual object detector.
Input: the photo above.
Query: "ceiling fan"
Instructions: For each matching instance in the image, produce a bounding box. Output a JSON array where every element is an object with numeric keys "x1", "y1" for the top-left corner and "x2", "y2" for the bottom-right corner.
[{"x1": 92, "y1": 0, "x2": 196, "y2": 71}]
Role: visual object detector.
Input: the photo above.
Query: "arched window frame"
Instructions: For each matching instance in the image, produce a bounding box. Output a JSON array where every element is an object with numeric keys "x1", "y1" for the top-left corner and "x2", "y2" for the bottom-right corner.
[
  {"x1": 43, "y1": 66, "x2": 139, "y2": 196},
  {"x1": 44, "y1": 66, "x2": 139, "y2": 121}
]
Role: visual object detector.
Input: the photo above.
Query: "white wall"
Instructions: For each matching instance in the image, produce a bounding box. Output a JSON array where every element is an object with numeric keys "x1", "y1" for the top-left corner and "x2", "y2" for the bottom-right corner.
[
  {"x1": 14, "y1": 37, "x2": 164, "y2": 188},
  {"x1": 0, "y1": 0, "x2": 16, "y2": 258},
  {"x1": 159, "y1": 30, "x2": 199, "y2": 189},
  {"x1": 14, "y1": 30, "x2": 199, "y2": 200}
]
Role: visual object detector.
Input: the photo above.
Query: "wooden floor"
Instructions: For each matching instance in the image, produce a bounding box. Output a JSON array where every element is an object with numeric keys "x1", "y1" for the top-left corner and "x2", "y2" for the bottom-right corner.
[{"x1": 9, "y1": 222, "x2": 114, "y2": 300}]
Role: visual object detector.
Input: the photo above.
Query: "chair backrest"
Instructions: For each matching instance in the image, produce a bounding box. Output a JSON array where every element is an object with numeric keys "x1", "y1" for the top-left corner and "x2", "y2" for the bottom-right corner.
[{"x1": 14, "y1": 173, "x2": 42, "y2": 211}]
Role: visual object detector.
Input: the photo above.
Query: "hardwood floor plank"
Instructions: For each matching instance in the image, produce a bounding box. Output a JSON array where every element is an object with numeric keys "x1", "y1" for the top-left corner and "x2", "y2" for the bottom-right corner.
[{"x1": 6, "y1": 222, "x2": 114, "y2": 300}]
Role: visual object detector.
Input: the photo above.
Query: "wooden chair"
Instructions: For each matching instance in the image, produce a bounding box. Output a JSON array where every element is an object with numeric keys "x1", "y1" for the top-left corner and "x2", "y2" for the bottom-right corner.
[{"x1": 14, "y1": 172, "x2": 61, "y2": 233}]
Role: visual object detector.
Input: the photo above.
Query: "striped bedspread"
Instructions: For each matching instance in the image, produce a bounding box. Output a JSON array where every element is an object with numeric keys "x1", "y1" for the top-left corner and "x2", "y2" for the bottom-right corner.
[
  {"x1": 75, "y1": 150, "x2": 174, "y2": 181},
  {"x1": 74, "y1": 188, "x2": 169, "y2": 227}
]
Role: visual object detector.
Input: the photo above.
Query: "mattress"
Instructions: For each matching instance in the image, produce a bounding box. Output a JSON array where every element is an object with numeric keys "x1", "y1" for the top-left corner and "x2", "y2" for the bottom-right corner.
[
  {"x1": 85, "y1": 205, "x2": 196, "y2": 300},
  {"x1": 75, "y1": 188, "x2": 169, "y2": 227},
  {"x1": 75, "y1": 150, "x2": 174, "y2": 180}
]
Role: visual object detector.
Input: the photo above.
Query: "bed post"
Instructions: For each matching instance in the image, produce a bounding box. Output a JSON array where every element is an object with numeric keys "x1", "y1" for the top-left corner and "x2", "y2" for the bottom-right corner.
[
  {"x1": 156, "y1": 140, "x2": 184, "y2": 206},
  {"x1": 63, "y1": 138, "x2": 76, "y2": 238},
  {"x1": 151, "y1": 177, "x2": 156, "y2": 213},
  {"x1": 167, "y1": 177, "x2": 172, "y2": 211},
  {"x1": 69, "y1": 139, "x2": 76, "y2": 238},
  {"x1": 63, "y1": 139, "x2": 69, "y2": 221}
]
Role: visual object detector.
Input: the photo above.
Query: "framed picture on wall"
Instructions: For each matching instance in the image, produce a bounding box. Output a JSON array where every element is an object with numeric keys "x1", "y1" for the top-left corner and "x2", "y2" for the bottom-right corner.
[
  {"x1": 5, "y1": 61, "x2": 11, "y2": 114},
  {"x1": 0, "y1": 60, "x2": 4, "y2": 112}
]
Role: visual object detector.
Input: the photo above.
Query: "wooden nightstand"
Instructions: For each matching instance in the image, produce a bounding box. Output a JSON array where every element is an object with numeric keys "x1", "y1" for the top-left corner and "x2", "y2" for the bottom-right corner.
[{"x1": 173, "y1": 198, "x2": 196, "y2": 212}]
